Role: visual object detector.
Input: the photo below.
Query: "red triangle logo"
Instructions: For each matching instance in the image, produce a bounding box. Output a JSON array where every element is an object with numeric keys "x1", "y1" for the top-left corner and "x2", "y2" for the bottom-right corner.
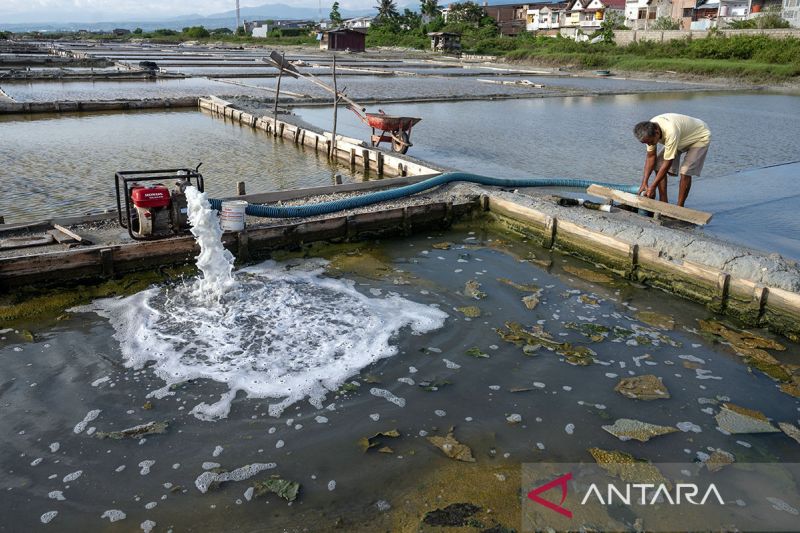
[{"x1": 527, "y1": 472, "x2": 573, "y2": 518}]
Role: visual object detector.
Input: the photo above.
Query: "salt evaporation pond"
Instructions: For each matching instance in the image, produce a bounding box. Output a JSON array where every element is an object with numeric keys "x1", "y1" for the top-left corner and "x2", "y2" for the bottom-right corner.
[
  {"x1": 0, "y1": 109, "x2": 359, "y2": 224},
  {"x1": 2, "y1": 210, "x2": 798, "y2": 530},
  {"x1": 294, "y1": 92, "x2": 800, "y2": 260},
  {"x1": 0, "y1": 77, "x2": 265, "y2": 102}
]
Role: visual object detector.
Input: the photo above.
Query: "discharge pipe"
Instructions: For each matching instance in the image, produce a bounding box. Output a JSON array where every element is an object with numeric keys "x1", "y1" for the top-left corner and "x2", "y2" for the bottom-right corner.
[{"x1": 209, "y1": 172, "x2": 638, "y2": 219}]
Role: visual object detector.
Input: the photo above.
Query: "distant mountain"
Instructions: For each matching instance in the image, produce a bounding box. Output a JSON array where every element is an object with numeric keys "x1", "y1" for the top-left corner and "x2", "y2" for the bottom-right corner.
[{"x1": 0, "y1": 2, "x2": 383, "y2": 33}]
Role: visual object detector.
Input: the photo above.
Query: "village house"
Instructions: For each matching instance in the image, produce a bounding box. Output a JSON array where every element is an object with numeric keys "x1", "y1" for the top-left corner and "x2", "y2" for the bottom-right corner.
[
  {"x1": 563, "y1": 0, "x2": 627, "y2": 31},
  {"x1": 482, "y1": 2, "x2": 530, "y2": 35},
  {"x1": 320, "y1": 28, "x2": 367, "y2": 52},
  {"x1": 527, "y1": 2, "x2": 568, "y2": 32},
  {"x1": 343, "y1": 16, "x2": 374, "y2": 30},
  {"x1": 428, "y1": 31, "x2": 462, "y2": 52},
  {"x1": 624, "y1": 0, "x2": 673, "y2": 28}
]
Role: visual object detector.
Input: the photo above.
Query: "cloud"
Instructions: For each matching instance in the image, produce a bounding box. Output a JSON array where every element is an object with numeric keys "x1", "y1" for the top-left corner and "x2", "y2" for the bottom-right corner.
[{"x1": 0, "y1": 0, "x2": 380, "y2": 18}]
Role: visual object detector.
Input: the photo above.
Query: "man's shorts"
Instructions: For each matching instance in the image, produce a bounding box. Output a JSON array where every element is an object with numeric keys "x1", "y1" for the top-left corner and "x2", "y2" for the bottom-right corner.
[{"x1": 656, "y1": 143, "x2": 709, "y2": 177}]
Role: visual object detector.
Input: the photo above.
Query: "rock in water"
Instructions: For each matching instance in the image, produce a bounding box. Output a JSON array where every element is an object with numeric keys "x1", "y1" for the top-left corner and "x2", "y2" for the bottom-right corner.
[
  {"x1": 427, "y1": 428, "x2": 475, "y2": 462},
  {"x1": 715, "y1": 403, "x2": 780, "y2": 434},
  {"x1": 601, "y1": 419, "x2": 678, "y2": 442},
  {"x1": 614, "y1": 375, "x2": 670, "y2": 401}
]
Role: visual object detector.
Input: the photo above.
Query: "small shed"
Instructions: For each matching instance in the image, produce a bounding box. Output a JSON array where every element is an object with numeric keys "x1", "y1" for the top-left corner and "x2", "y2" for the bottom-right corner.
[
  {"x1": 320, "y1": 28, "x2": 366, "y2": 52},
  {"x1": 428, "y1": 32, "x2": 461, "y2": 53}
]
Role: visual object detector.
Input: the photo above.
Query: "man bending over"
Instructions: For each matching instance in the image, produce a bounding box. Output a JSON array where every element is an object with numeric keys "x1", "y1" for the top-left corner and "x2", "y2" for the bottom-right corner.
[{"x1": 633, "y1": 113, "x2": 711, "y2": 207}]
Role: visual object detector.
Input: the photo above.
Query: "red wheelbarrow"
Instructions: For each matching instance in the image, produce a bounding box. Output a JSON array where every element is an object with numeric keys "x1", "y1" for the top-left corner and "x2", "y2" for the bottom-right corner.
[{"x1": 352, "y1": 108, "x2": 422, "y2": 154}]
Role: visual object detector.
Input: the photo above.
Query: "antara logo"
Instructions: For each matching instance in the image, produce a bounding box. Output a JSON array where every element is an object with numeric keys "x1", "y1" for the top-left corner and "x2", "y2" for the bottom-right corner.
[
  {"x1": 581, "y1": 483, "x2": 725, "y2": 506},
  {"x1": 527, "y1": 474, "x2": 725, "y2": 520},
  {"x1": 527, "y1": 472, "x2": 573, "y2": 518}
]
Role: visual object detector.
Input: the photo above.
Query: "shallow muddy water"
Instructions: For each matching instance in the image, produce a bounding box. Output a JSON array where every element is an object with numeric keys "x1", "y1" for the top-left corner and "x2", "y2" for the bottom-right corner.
[
  {"x1": 0, "y1": 109, "x2": 358, "y2": 224},
  {"x1": 0, "y1": 78, "x2": 264, "y2": 102},
  {"x1": 1, "y1": 224, "x2": 798, "y2": 531},
  {"x1": 295, "y1": 92, "x2": 800, "y2": 259}
]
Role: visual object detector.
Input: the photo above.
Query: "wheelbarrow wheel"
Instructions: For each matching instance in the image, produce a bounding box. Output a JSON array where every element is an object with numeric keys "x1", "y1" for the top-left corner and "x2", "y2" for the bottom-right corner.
[{"x1": 391, "y1": 131, "x2": 410, "y2": 154}]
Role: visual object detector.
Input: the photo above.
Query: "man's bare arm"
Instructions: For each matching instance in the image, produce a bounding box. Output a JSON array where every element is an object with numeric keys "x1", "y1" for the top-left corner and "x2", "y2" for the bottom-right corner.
[{"x1": 639, "y1": 151, "x2": 657, "y2": 195}]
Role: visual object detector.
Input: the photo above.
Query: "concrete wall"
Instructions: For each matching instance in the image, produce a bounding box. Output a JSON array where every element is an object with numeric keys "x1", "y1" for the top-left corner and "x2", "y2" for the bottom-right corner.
[{"x1": 614, "y1": 27, "x2": 800, "y2": 44}]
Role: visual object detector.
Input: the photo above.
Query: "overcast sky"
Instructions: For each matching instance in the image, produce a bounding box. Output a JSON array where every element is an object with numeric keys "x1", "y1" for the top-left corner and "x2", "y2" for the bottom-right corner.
[{"x1": 0, "y1": 0, "x2": 382, "y2": 22}]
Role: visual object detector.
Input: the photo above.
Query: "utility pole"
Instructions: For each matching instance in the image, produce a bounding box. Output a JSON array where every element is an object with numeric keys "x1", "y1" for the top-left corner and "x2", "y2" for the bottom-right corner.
[{"x1": 236, "y1": 0, "x2": 241, "y2": 32}]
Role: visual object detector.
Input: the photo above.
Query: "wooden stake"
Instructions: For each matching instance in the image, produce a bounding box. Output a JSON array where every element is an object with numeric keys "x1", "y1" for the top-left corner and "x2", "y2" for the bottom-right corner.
[
  {"x1": 331, "y1": 54, "x2": 338, "y2": 159},
  {"x1": 237, "y1": 181, "x2": 246, "y2": 196},
  {"x1": 273, "y1": 52, "x2": 284, "y2": 137}
]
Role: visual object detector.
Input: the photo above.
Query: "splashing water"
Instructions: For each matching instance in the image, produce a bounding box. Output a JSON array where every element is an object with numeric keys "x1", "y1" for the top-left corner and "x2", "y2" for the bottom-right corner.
[
  {"x1": 77, "y1": 191, "x2": 448, "y2": 420},
  {"x1": 185, "y1": 186, "x2": 236, "y2": 301}
]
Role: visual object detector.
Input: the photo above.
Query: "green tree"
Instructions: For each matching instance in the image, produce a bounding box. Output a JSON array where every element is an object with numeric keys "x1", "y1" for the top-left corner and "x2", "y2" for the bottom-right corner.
[
  {"x1": 182, "y1": 26, "x2": 211, "y2": 38},
  {"x1": 133, "y1": 27, "x2": 143, "y2": 34},
  {"x1": 235, "y1": 26, "x2": 247, "y2": 36},
  {"x1": 330, "y1": 2, "x2": 344, "y2": 25},
  {"x1": 420, "y1": 0, "x2": 440, "y2": 19},
  {"x1": 375, "y1": 0, "x2": 399, "y2": 21},
  {"x1": 446, "y1": 2, "x2": 485, "y2": 24},
  {"x1": 596, "y1": 11, "x2": 625, "y2": 42},
  {"x1": 399, "y1": 8, "x2": 422, "y2": 29}
]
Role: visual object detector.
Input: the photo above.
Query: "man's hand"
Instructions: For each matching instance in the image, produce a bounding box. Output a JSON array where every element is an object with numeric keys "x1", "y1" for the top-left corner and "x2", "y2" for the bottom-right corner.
[
  {"x1": 646, "y1": 185, "x2": 657, "y2": 199},
  {"x1": 638, "y1": 182, "x2": 648, "y2": 196}
]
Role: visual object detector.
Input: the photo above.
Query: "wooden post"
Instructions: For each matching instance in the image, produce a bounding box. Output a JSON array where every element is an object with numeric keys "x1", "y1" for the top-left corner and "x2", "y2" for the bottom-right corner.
[
  {"x1": 330, "y1": 54, "x2": 338, "y2": 159},
  {"x1": 334, "y1": 174, "x2": 343, "y2": 185},
  {"x1": 237, "y1": 181, "x2": 246, "y2": 196},
  {"x1": 0, "y1": 216, "x2": 4, "y2": 224},
  {"x1": 349, "y1": 148, "x2": 356, "y2": 167},
  {"x1": 377, "y1": 152, "x2": 384, "y2": 176},
  {"x1": 362, "y1": 149, "x2": 370, "y2": 172},
  {"x1": 273, "y1": 52, "x2": 285, "y2": 137}
]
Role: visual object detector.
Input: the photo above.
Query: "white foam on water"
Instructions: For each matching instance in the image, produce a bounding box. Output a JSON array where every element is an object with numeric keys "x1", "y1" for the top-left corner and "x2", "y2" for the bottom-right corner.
[
  {"x1": 370, "y1": 388, "x2": 406, "y2": 408},
  {"x1": 101, "y1": 510, "x2": 126, "y2": 523},
  {"x1": 138, "y1": 460, "x2": 155, "y2": 475},
  {"x1": 73, "y1": 409, "x2": 101, "y2": 434},
  {"x1": 184, "y1": 186, "x2": 236, "y2": 302},
  {"x1": 212, "y1": 446, "x2": 223, "y2": 458},
  {"x1": 40, "y1": 511, "x2": 58, "y2": 524},
  {"x1": 141, "y1": 520, "x2": 157, "y2": 533},
  {"x1": 194, "y1": 462, "x2": 276, "y2": 494},
  {"x1": 91, "y1": 376, "x2": 110, "y2": 387},
  {"x1": 79, "y1": 258, "x2": 445, "y2": 420},
  {"x1": 62, "y1": 470, "x2": 82, "y2": 483},
  {"x1": 48, "y1": 491, "x2": 65, "y2": 501},
  {"x1": 48, "y1": 442, "x2": 60, "y2": 453},
  {"x1": 677, "y1": 421, "x2": 703, "y2": 433}
]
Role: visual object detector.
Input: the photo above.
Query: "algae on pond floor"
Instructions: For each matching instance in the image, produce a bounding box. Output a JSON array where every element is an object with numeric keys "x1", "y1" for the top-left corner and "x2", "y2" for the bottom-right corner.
[
  {"x1": 0, "y1": 265, "x2": 194, "y2": 322},
  {"x1": 495, "y1": 321, "x2": 596, "y2": 365},
  {"x1": 699, "y1": 319, "x2": 800, "y2": 397}
]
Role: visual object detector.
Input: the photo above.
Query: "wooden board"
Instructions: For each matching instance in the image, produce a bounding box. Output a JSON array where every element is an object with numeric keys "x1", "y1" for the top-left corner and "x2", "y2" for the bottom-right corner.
[
  {"x1": 0, "y1": 234, "x2": 55, "y2": 250},
  {"x1": 587, "y1": 185, "x2": 712, "y2": 225}
]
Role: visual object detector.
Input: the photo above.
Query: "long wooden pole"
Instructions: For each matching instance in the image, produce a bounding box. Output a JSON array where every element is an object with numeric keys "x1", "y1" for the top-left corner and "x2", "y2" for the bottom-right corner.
[
  {"x1": 331, "y1": 54, "x2": 338, "y2": 159},
  {"x1": 273, "y1": 52, "x2": 284, "y2": 137}
]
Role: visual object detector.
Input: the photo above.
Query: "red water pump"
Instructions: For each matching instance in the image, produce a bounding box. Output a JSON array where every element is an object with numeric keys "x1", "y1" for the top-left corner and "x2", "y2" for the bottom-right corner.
[{"x1": 115, "y1": 165, "x2": 204, "y2": 240}]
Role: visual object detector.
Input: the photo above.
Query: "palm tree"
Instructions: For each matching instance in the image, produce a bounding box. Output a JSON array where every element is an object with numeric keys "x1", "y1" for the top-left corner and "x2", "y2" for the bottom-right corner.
[
  {"x1": 375, "y1": 0, "x2": 399, "y2": 21},
  {"x1": 420, "y1": 0, "x2": 440, "y2": 19}
]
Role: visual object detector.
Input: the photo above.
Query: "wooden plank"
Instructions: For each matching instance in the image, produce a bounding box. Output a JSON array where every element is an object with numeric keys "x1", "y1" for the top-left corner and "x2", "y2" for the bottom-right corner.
[
  {"x1": 487, "y1": 196, "x2": 551, "y2": 226},
  {"x1": 556, "y1": 219, "x2": 631, "y2": 255},
  {"x1": 48, "y1": 229, "x2": 77, "y2": 244},
  {"x1": 587, "y1": 185, "x2": 712, "y2": 225},
  {"x1": 0, "y1": 235, "x2": 55, "y2": 250},
  {"x1": 53, "y1": 223, "x2": 93, "y2": 244},
  {"x1": 765, "y1": 286, "x2": 800, "y2": 315}
]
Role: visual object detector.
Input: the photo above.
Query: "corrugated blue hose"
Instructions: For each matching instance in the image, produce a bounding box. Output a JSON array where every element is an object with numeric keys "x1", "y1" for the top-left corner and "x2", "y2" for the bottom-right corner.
[{"x1": 209, "y1": 172, "x2": 638, "y2": 218}]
